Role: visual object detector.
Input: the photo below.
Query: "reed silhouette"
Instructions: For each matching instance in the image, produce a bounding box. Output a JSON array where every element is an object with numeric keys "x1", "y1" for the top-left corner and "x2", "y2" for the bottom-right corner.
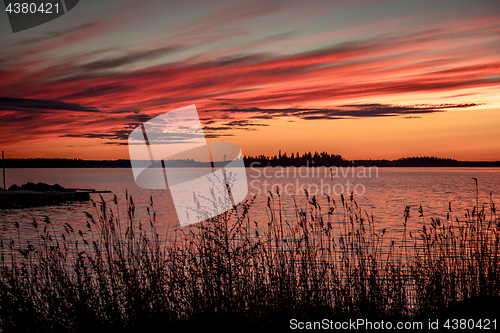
[{"x1": 0, "y1": 180, "x2": 498, "y2": 331}]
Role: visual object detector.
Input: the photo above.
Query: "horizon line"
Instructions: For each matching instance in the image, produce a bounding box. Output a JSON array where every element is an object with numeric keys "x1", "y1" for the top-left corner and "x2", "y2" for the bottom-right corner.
[{"x1": 2, "y1": 156, "x2": 500, "y2": 163}]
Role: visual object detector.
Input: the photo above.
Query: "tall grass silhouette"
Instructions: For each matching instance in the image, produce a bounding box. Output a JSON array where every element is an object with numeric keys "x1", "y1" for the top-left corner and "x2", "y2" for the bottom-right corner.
[{"x1": 0, "y1": 181, "x2": 499, "y2": 331}]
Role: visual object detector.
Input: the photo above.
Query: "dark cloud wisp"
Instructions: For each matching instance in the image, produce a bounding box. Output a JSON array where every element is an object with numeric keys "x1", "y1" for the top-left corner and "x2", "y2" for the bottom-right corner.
[
  {"x1": 217, "y1": 103, "x2": 482, "y2": 120},
  {"x1": 0, "y1": 97, "x2": 100, "y2": 113}
]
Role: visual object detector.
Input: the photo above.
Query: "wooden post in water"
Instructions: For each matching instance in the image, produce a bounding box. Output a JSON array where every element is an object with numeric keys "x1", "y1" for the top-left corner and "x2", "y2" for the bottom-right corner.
[{"x1": 2, "y1": 151, "x2": 5, "y2": 190}]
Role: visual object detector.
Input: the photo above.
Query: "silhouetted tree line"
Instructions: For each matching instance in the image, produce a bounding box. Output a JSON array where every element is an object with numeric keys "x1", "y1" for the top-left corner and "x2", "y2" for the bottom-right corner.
[
  {"x1": 3, "y1": 155, "x2": 499, "y2": 168},
  {"x1": 353, "y1": 156, "x2": 500, "y2": 167},
  {"x1": 3, "y1": 158, "x2": 131, "y2": 168},
  {"x1": 245, "y1": 152, "x2": 499, "y2": 167},
  {"x1": 244, "y1": 150, "x2": 346, "y2": 167}
]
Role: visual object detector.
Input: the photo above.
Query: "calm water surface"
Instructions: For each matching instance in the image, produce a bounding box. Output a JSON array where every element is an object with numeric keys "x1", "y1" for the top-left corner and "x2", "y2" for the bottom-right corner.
[{"x1": 1, "y1": 167, "x2": 499, "y2": 245}]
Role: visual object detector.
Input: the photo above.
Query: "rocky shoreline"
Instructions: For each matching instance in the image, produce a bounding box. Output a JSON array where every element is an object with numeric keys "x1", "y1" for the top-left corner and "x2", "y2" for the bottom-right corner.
[{"x1": 0, "y1": 182, "x2": 109, "y2": 209}]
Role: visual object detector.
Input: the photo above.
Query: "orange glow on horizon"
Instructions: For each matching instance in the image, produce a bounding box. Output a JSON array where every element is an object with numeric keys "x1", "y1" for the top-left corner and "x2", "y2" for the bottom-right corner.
[{"x1": 1, "y1": 1, "x2": 499, "y2": 161}]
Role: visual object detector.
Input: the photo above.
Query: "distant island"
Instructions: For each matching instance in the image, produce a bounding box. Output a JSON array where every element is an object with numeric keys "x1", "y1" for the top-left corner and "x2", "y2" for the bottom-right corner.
[
  {"x1": 2, "y1": 152, "x2": 499, "y2": 168},
  {"x1": 245, "y1": 152, "x2": 500, "y2": 167}
]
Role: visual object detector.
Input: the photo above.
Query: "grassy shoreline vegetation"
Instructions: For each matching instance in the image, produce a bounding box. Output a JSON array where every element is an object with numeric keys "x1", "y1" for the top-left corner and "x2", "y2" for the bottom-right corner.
[{"x1": 1, "y1": 183, "x2": 499, "y2": 332}]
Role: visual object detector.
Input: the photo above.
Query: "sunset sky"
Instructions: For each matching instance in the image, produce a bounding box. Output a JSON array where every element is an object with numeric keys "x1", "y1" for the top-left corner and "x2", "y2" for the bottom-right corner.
[{"x1": 1, "y1": 0, "x2": 499, "y2": 161}]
